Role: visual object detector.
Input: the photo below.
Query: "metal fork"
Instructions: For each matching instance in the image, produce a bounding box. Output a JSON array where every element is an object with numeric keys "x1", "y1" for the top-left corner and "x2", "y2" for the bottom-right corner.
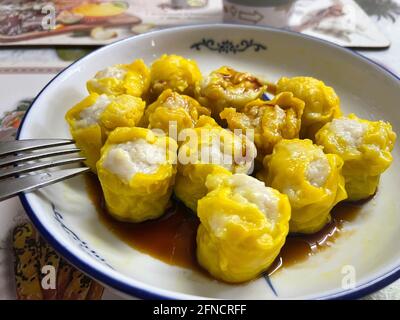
[{"x1": 0, "y1": 139, "x2": 90, "y2": 201}]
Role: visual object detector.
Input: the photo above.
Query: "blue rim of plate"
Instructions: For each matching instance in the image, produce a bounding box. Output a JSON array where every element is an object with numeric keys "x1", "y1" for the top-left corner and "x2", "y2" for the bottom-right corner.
[{"x1": 16, "y1": 23, "x2": 400, "y2": 300}]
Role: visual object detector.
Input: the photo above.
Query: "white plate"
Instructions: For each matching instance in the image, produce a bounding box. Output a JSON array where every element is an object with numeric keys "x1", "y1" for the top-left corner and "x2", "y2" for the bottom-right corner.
[{"x1": 17, "y1": 24, "x2": 400, "y2": 300}]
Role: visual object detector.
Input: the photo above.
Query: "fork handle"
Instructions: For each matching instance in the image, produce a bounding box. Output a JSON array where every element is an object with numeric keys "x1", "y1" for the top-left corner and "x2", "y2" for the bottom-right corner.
[{"x1": 0, "y1": 168, "x2": 89, "y2": 201}]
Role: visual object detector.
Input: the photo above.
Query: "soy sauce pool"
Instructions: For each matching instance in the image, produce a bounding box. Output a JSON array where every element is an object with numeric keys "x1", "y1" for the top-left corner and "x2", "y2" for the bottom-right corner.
[
  {"x1": 85, "y1": 174, "x2": 367, "y2": 277},
  {"x1": 267, "y1": 202, "x2": 362, "y2": 275},
  {"x1": 85, "y1": 174, "x2": 203, "y2": 273}
]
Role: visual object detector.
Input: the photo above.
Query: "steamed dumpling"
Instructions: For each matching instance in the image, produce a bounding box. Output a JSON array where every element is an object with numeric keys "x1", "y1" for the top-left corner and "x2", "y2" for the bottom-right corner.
[
  {"x1": 97, "y1": 127, "x2": 177, "y2": 222},
  {"x1": 65, "y1": 93, "x2": 145, "y2": 171},
  {"x1": 141, "y1": 89, "x2": 210, "y2": 136},
  {"x1": 174, "y1": 116, "x2": 256, "y2": 211},
  {"x1": 315, "y1": 114, "x2": 396, "y2": 201},
  {"x1": 197, "y1": 173, "x2": 291, "y2": 283},
  {"x1": 275, "y1": 76, "x2": 341, "y2": 139},
  {"x1": 258, "y1": 139, "x2": 347, "y2": 234},
  {"x1": 87, "y1": 59, "x2": 150, "y2": 97},
  {"x1": 195, "y1": 66, "x2": 267, "y2": 121},
  {"x1": 220, "y1": 92, "x2": 304, "y2": 160},
  {"x1": 148, "y1": 54, "x2": 202, "y2": 101}
]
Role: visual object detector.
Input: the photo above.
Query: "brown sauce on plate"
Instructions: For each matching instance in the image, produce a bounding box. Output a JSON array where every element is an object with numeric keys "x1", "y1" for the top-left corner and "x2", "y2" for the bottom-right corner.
[
  {"x1": 85, "y1": 173, "x2": 369, "y2": 277},
  {"x1": 267, "y1": 202, "x2": 363, "y2": 275},
  {"x1": 85, "y1": 174, "x2": 203, "y2": 273}
]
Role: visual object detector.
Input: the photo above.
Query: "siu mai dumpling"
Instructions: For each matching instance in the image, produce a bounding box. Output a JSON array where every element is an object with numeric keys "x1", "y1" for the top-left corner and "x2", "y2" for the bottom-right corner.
[
  {"x1": 65, "y1": 93, "x2": 145, "y2": 171},
  {"x1": 258, "y1": 139, "x2": 347, "y2": 234},
  {"x1": 220, "y1": 92, "x2": 304, "y2": 160},
  {"x1": 96, "y1": 127, "x2": 177, "y2": 222},
  {"x1": 141, "y1": 89, "x2": 210, "y2": 136},
  {"x1": 195, "y1": 66, "x2": 267, "y2": 120},
  {"x1": 197, "y1": 173, "x2": 291, "y2": 283},
  {"x1": 148, "y1": 54, "x2": 202, "y2": 101},
  {"x1": 87, "y1": 59, "x2": 150, "y2": 97},
  {"x1": 315, "y1": 114, "x2": 396, "y2": 201},
  {"x1": 174, "y1": 116, "x2": 256, "y2": 211},
  {"x1": 274, "y1": 76, "x2": 341, "y2": 139}
]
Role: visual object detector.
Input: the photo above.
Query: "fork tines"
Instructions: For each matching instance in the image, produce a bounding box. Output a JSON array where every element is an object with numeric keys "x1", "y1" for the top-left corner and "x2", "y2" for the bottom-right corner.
[{"x1": 0, "y1": 139, "x2": 90, "y2": 201}]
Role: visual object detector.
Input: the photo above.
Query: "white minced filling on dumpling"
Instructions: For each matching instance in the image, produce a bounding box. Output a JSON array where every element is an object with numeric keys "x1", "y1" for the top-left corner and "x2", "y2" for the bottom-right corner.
[
  {"x1": 208, "y1": 174, "x2": 279, "y2": 236},
  {"x1": 163, "y1": 93, "x2": 187, "y2": 109},
  {"x1": 75, "y1": 94, "x2": 111, "y2": 129},
  {"x1": 95, "y1": 65, "x2": 126, "y2": 80},
  {"x1": 102, "y1": 139, "x2": 166, "y2": 181},
  {"x1": 273, "y1": 105, "x2": 286, "y2": 123},
  {"x1": 306, "y1": 148, "x2": 330, "y2": 188},
  {"x1": 329, "y1": 117, "x2": 367, "y2": 148},
  {"x1": 208, "y1": 214, "x2": 240, "y2": 238}
]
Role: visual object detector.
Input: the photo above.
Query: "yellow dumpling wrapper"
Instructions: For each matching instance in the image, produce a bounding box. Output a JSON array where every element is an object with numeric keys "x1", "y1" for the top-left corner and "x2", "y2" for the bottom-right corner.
[
  {"x1": 87, "y1": 59, "x2": 150, "y2": 97},
  {"x1": 195, "y1": 66, "x2": 267, "y2": 120},
  {"x1": 96, "y1": 127, "x2": 177, "y2": 222},
  {"x1": 220, "y1": 92, "x2": 304, "y2": 161},
  {"x1": 258, "y1": 139, "x2": 347, "y2": 234},
  {"x1": 141, "y1": 89, "x2": 211, "y2": 136},
  {"x1": 197, "y1": 173, "x2": 291, "y2": 283},
  {"x1": 148, "y1": 54, "x2": 202, "y2": 102},
  {"x1": 275, "y1": 76, "x2": 341, "y2": 140},
  {"x1": 174, "y1": 116, "x2": 257, "y2": 211},
  {"x1": 65, "y1": 93, "x2": 145, "y2": 172},
  {"x1": 315, "y1": 114, "x2": 396, "y2": 201}
]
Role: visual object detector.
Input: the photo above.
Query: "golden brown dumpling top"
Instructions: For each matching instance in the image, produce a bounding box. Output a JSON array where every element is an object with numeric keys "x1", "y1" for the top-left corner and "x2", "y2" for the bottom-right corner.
[
  {"x1": 195, "y1": 66, "x2": 267, "y2": 120},
  {"x1": 141, "y1": 89, "x2": 210, "y2": 136},
  {"x1": 220, "y1": 92, "x2": 304, "y2": 160}
]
